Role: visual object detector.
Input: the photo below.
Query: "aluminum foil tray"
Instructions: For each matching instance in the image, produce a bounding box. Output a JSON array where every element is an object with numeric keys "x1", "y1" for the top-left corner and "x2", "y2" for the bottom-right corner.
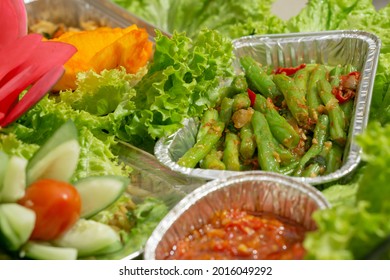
[
  {"x1": 25, "y1": 0, "x2": 170, "y2": 41},
  {"x1": 144, "y1": 172, "x2": 330, "y2": 260},
  {"x1": 155, "y1": 30, "x2": 381, "y2": 185}
]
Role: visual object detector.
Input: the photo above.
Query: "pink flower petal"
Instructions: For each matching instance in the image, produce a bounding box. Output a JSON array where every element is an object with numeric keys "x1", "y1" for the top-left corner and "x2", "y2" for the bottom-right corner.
[
  {"x1": 29, "y1": 40, "x2": 78, "y2": 71},
  {"x1": 0, "y1": 0, "x2": 27, "y2": 45},
  {"x1": 0, "y1": 40, "x2": 76, "y2": 104},
  {"x1": 0, "y1": 66, "x2": 33, "y2": 115},
  {"x1": 0, "y1": 96, "x2": 18, "y2": 124},
  {"x1": 0, "y1": 65, "x2": 65, "y2": 127},
  {"x1": 0, "y1": 0, "x2": 77, "y2": 127},
  {"x1": 0, "y1": 34, "x2": 42, "y2": 83},
  {"x1": 7, "y1": 40, "x2": 76, "y2": 90}
]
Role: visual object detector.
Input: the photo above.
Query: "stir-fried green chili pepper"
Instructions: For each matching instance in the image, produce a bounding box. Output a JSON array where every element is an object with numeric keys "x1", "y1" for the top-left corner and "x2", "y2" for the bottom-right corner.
[
  {"x1": 219, "y1": 97, "x2": 234, "y2": 125},
  {"x1": 324, "y1": 143, "x2": 344, "y2": 174},
  {"x1": 329, "y1": 64, "x2": 343, "y2": 87},
  {"x1": 253, "y1": 93, "x2": 300, "y2": 149},
  {"x1": 239, "y1": 122, "x2": 256, "y2": 160},
  {"x1": 318, "y1": 79, "x2": 347, "y2": 146},
  {"x1": 301, "y1": 162, "x2": 324, "y2": 177},
  {"x1": 307, "y1": 64, "x2": 327, "y2": 123},
  {"x1": 223, "y1": 132, "x2": 241, "y2": 171},
  {"x1": 273, "y1": 73, "x2": 309, "y2": 127},
  {"x1": 251, "y1": 111, "x2": 280, "y2": 172},
  {"x1": 232, "y1": 92, "x2": 251, "y2": 112},
  {"x1": 180, "y1": 58, "x2": 358, "y2": 179},
  {"x1": 196, "y1": 108, "x2": 219, "y2": 142},
  {"x1": 230, "y1": 74, "x2": 249, "y2": 95},
  {"x1": 239, "y1": 56, "x2": 281, "y2": 99},
  {"x1": 177, "y1": 121, "x2": 225, "y2": 168},
  {"x1": 294, "y1": 114, "x2": 329, "y2": 176},
  {"x1": 271, "y1": 137, "x2": 296, "y2": 165},
  {"x1": 200, "y1": 148, "x2": 226, "y2": 170},
  {"x1": 340, "y1": 99, "x2": 354, "y2": 130},
  {"x1": 217, "y1": 74, "x2": 248, "y2": 105},
  {"x1": 280, "y1": 161, "x2": 299, "y2": 176},
  {"x1": 294, "y1": 67, "x2": 310, "y2": 96}
]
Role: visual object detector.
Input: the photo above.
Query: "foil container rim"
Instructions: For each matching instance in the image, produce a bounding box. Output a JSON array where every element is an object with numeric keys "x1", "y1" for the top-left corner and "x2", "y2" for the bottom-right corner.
[
  {"x1": 231, "y1": 29, "x2": 381, "y2": 46},
  {"x1": 154, "y1": 29, "x2": 382, "y2": 185},
  {"x1": 25, "y1": 0, "x2": 172, "y2": 42},
  {"x1": 143, "y1": 171, "x2": 331, "y2": 260}
]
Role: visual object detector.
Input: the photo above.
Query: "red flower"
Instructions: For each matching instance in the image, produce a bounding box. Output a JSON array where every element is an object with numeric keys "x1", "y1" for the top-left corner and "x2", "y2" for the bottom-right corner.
[{"x1": 0, "y1": 0, "x2": 77, "y2": 127}]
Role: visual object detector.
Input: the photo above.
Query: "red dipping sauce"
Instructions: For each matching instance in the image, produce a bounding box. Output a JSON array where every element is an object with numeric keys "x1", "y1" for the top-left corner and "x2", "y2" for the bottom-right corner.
[{"x1": 164, "y1": 208, "x2": 307, "y2": 260}]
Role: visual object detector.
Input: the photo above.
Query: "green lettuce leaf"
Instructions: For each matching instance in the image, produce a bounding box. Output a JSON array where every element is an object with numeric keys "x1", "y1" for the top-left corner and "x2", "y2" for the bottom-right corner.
[
  {"x1": 322, "y1": 182, "x2": 358, "y2": 208},
  {"x1": 60, "y1": 68, "x2": 142, "y2": 116},
  {"x1": 304, "y1": 122, "x2": 390, "y2": 259},
  {"x1": 336, "y1": 4, "x2": 390, "y2": 53},
  {"x1": 0, "y1": 131, "x2": 39, "y2": 160},
  {"x1": 227, "y1": 16, "x2": 287, "y2": 39},
  {"x1": 73, "y1": 127, "x2": 131, "y2": 182},
  {"x1": 11, "y1": 96, "x2": 128, "y2": 180},
  {"x1": 90, "y1": 197, "x2": 168, "y2": 260},
  {"x1": 113, "y1": 0, "x2": 278, "y2": 39},
  {"x1": 370, "y1": 53, "x2": 390, "y2": 124},
  {"x1": 119, "y1": 29, "x2": 234, "y2": 147},
  {"x1": 285, "y1": 0, "x2": 376, "y2": 33},
  {"x1": 355, "y1": 122, "x2": 390, "y2": 213},
  {"x1": 304, "y1": 201, "x2": 390, "y2": 260}
]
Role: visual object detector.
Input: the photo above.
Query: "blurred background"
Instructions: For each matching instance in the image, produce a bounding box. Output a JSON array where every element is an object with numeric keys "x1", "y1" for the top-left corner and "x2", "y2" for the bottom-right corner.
[{"x1": 272, "y1": 0, "x2": 390, "y2": 20}]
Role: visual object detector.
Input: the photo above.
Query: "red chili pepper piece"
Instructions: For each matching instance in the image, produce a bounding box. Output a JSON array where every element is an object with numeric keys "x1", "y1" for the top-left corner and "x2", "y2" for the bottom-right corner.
[
  {"x1": 247, "y1": 88, "x2": 256, "y2": 107},
  {"x1": 274, "y1": 64, "x2": 306, "y2": 76},
  {"x1": 348, "y1": 71, "x2": 360, "y2": 79},
  {"x1": 331, "y1": 87, "x2": 354, "y2": 104},
  {"x1": 340, "y1": 71, "x2": 360, "y2": 87}
]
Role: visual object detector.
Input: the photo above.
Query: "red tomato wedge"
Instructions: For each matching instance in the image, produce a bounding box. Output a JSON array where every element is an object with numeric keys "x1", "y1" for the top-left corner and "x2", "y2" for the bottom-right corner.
[{"x1": 18, "y1": 179, "x2": 81, "y2": 241}]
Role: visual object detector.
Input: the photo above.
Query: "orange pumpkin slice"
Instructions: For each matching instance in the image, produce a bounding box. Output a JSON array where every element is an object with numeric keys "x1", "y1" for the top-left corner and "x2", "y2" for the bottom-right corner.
[{"x1": 51, "y1": 25, "x2": 153, "y2": 91}]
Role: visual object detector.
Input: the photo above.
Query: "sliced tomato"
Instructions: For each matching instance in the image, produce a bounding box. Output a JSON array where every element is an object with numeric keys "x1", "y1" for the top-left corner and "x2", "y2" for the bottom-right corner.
[{"x1": 18, "y1": 178, "x2": 81, "y2": 241}]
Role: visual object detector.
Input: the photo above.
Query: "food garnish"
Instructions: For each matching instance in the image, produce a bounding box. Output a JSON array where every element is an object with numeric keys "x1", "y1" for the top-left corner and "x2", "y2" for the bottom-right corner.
[
  {"x1": 0, "y1": 0, "x2": 76, "y2": 128},
  {"x1": 50, "y1": 25, "x2": 153, "y2": 91},
  {"x1": 0, "y1": 121, "x2": 129, "y2": 259}
]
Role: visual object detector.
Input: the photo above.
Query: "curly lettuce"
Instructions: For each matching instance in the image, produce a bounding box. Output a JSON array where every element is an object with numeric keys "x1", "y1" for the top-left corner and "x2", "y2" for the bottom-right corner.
[
  {"x1": 304, "y1": 122, "x2": 390, "y2": 259},
  {"x1": 114, "y1": 29, "x2": 235, "y2": 149},
  {"x1": 0, "y1": 132, "x2": 39, "y2": 160},
  {"x1": 89, "y1": 197, "x2": 168, "y2": 260},
  {"x1": 60, "y1": 67, "x2": 143, "y2": 116},
  {"x1": 9, "y1": 96, "x2": 128, "y2": 180},
  {"x1": 371, "y1": 53, "x2": 390, "y2": 125},
  {"x1": 112, "y1": 0, "x2": 281, "y2": 39},
  {"x1": 285, "y1": 0, "x2": 377, "y2": 33}
]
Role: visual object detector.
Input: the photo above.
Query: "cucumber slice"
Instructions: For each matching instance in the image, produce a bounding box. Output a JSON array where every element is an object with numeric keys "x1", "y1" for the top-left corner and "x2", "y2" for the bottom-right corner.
[
  {"x1": 0, "y1": 203, "x2": 35, "y2": 251},
  {"x1": 20, "y1": 241, "x2": 77, "y2": 260},
  {"x1": 74, "y1": 175, "x2": 129, "y2": 218},
  {"x1": 26, "y1": 121, "x2": 80, "y2": 185},
  {"x1": 0, "y1": 152, "x2": 9, "y2": 190},
  {"x1": 53, "y1": 219, "x2": 122, "y2": 258},
  {"x1": 0, "y1": 156, "x2": 28, "y2": 203}
]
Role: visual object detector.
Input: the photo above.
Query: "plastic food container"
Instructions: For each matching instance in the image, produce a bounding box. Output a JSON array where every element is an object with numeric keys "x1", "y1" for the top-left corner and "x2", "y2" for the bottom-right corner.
[
  {"x1": 25, "y1": 0, "x2": 170, "y2": 41},
  {"x1": 154, "y1": 30, "x2": 381, "y2": 185},
  {"x1": 143, "y1": 172, "x2": 330, "y2": 260}
]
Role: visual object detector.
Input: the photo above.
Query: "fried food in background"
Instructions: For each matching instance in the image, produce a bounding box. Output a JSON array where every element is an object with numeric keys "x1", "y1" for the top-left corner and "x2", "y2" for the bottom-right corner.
[{"x1": 49, "y1": 25, "x2": 153, "y2": 91}]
